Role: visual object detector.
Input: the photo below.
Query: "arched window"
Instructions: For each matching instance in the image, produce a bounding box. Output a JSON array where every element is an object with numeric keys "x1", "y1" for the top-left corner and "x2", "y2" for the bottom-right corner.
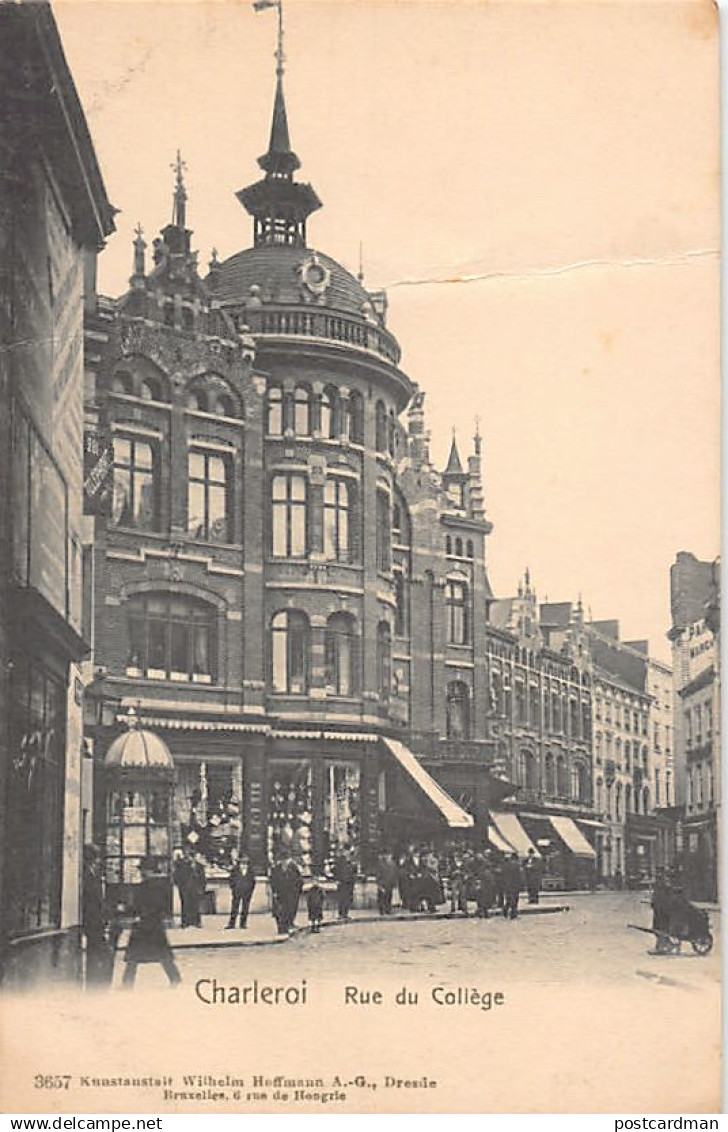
[
  {"x1": 266, "y1": 384, "x2": 284, "y2": 435},
  {"x1": 444, "y1": 681, "x2": 469, "y2": 740},
  {"x1": 624, "y1": 740, "x2": 631, "y2": 771},
  {"x1": 595, "y1": 776, "x2": 603, "y2": 812},
  {"x1": 466, "y1": 539, "x2": 474, "y2": 558},
  {"x1": 394, "y1": 571, "x2": 407, "y2": 637},
  {"x1": 615, "y1": 782, "x2": 622, "y2": 820},
  {"x1": 376, "y1": 622, "x2": 392, "y2": 703},
  {"x1": 556, "y1": 755, "x2": 568, "y2": 797},
  {"x1": 187, "y1": 388, "x2": 208, "y2": 412},
  {"x1": 140, "y1": 378, "x2": 159, "y2": 402},
  {"x1": 348, "y1": 391, "x2": 364, "y2": 444},
  {"x1": 388, "y1": 409, "x2": 396, "y2": 456},
  {"x1": 112, "y1": 435, "x2": 158, "y2": 531},
  {"x1": 324, "y1": 477, "x2": 351, "y2": 562},
  {"x1": 376, "y1": 490, "x2": 391, "y2": 572},
  {"x1": 446, "y1": 580, "x2": 469, "y2": 645},
  {"x1": 127, "y1": 593, "x2": 216, "y2": 682},
  {"x1": 320, "y1": 386, "x2": 339, "y2": 439},
  {"x1": 572, "y1": 762, "x2": 588, "y2": 803},
  {"x1": 643, "y1": 786, "x2": 650, "y2": 814},
  {"x1": 455, "y1": 537, "x2": 463, "y2": 557},
  {"x1": 270, "y1": 610, "x2": 309, "y2": 695},
  {"x1": 529, "y1": 685, "x2": 540, "y2": 727},
  {"x1": 552, "y1": 690, "x2": 562, "y2": 732},
  {"x1": 625, "y1": 783, "x2": 632, "y2": 813},
  {"x1": 518, "y1": 749, "x2": 536, "y2": 790},
  {"x1": 271, "y1": 473, "x2": 307, "y2": 557},
  {"x1": 214, "y1": 393, "x2": 236, "y2": 418},
  {"x1": 375, "y1": 400, "x2": 387, "y2": 453},
  {"x1": 188, "y1": 449, "x2": 230, "y2": 543},
  {"x1": 110, "y1": 370, "x2": 132, "y2": 395},
  {"x1": 293, "y1": 385, "x2": 311, "y2": 436},
  {"x1": 445, "y1": 536, "x2": 452, "y2": 556},
  {"x1": 544, "y1": 754, "x2": 555, "y2": 796},
  {"x1": 515, "y1": 680, "x2": 526, "y2": 723},
  {"x1": 570, "y1": 698, "x2": 580, "y2": 738},
  {"x1": 324, "y1": 613, "x2": 357, "y2": 696}
]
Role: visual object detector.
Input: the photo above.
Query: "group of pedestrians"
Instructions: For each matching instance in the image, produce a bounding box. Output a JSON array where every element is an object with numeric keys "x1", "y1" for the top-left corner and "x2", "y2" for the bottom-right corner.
[{"x1": 376, "y1": 842, "x2": 543, "y2": 921}]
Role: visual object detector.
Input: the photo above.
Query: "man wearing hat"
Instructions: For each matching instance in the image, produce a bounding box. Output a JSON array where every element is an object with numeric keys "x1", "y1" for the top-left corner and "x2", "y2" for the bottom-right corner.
[{"x1": 121, "y1": 857, "x2": 181, "y2": 988}]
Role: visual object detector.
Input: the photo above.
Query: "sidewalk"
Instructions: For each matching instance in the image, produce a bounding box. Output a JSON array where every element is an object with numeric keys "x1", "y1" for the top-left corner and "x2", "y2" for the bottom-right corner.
[{"x1": 114, "y1": 898, "x2": 571, "y2": 952}]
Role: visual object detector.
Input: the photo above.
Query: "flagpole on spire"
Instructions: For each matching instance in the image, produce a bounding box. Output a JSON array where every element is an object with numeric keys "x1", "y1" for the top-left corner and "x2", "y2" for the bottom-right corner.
[{"x1": 253, "y1": 0, "x2": 284, "y2": 77}]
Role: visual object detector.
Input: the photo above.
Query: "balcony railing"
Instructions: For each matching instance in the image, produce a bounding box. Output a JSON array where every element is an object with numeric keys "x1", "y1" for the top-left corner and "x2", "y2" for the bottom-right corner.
[{"x1": 243, "y1": 306, "x2": 402, "y2": 366}]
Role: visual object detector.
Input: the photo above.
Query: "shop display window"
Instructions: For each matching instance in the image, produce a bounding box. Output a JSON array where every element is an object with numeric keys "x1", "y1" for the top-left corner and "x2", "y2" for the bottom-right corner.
[
  {"x1": 323, "y1": 762, "x2": 360, "y2": 873},
  {"x1": 267, "y1": 761, "x2": 313, "y2": 871},
  {"x1": 174, "y1": 760, "x2": 243, "y2": 873},
  {"x1": 6, "y1": 658, "x2": 65, "y2": 935},
  {"x1": 105, "y1": 786, "x2": 171, "y2": 888}
]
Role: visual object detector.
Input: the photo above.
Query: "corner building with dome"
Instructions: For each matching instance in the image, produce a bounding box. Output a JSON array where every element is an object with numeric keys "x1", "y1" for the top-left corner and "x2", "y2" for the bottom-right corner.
[{"x1": 83, "y1": 67, "x2": 511, "y2": 900}]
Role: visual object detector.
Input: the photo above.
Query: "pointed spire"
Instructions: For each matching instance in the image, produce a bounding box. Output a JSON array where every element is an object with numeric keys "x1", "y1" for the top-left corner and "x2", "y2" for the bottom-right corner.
[
  {"x1": 357, "y1": 241, "x2": 365, "y2": 284},
  {"x1": 171, "y1": 150, "x2": 188, "y2": 229},
  {"x1": 474, "y1": 416, "x2": 482, "y2": 457},
  {"x1": 445, "y1": 431, "x2": 465, "y2": 476},
  {"x1": 238, "y1": 0, "x2": 321, "y2": 245},
  {"x1": 467, "y1": 419, "x2": 487, "y2": 522}
]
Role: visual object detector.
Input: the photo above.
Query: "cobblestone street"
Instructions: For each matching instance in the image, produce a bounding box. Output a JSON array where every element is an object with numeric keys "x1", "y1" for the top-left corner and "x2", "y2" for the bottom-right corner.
[{"x1": 133, "y1": 891, "x2": 720, "y2": 995}]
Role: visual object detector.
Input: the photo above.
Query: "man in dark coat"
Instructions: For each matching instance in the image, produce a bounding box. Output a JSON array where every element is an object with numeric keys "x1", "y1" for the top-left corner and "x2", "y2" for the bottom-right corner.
[
  {"x1": 174, "y1": 846, "x2": 205, "y2": 928},
  {"x1": 523, "y1": 847, "x2": 542, "y2": 904},
  {"x1": 82, "y1": 844, "x2": 112, "y2": 988},
  {"x1": 122, "y1": 858, "x2": 181, "y2": 989},
  {"x1": 306, "y1": 878, "x2": 325, "y2": 932},
  {"x1": 502, "y1": 853, "x2": 523, "y2": 920},
  {"x1": 281, "y1": 857, "x2": 303, "y2": 931},
  {"x1": 475, "y1": 852, "x2": 496, "y2": 918},
  {"x1": 269, "y1": 858, "x2": 288, "y2": 934},
  {"x1": 334, "y1": 850, "x2": 357, "y2": 920},
  {"x1": 376, "y1": 851, "x2": 398, "y2": 916},
  {"x1": 227, "y1": 853, "x2": 256, "y2": 929}
]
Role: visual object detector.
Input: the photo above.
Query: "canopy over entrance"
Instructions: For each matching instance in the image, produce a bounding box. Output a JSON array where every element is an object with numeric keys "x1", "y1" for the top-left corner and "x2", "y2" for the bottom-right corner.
[
  {"x1": 381, "y1": 738, "x2": 474, "y2": 829},
  {"x1": 490, "y1": 811, "x2": 541, "y2": 858},
  {"x1": 549, "y1": 815, "x2": 596, "y2": 859}
]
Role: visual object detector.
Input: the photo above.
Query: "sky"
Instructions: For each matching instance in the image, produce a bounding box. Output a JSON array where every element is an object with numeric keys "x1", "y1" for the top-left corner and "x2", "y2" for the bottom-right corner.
[{"x1": 54, "y1": 0, "x2": 720, "y2": 661}]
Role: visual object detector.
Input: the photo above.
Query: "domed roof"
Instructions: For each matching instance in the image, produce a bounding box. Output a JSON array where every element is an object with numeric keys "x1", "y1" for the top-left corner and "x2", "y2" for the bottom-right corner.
[
  {"x1": 211, "y1": 245, "x2": 374, "y2": 319},
  {"x1": 105, "y1": 728, "x2": 174, "y2": 772}
]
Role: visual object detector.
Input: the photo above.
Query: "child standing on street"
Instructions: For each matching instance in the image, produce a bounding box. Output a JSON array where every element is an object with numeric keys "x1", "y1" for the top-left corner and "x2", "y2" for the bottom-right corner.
[{"x1": 306, "y1": 878, "x2": 325, "y2": 933}]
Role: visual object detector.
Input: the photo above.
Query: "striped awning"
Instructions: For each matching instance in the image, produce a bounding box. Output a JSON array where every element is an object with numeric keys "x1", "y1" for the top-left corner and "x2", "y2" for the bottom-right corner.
[
  {"x1": 487, "y1": 825, "x2": 514, "y2": 854},
  {"x1": 549, "y1": 815, "x2": 596, "y2": 859},
  {"x1": 490, "y1": 811, "x2": 541, "y2": 858},
  {"x1": 381, "y1": 738, "x2": 474, "y2": 829}
]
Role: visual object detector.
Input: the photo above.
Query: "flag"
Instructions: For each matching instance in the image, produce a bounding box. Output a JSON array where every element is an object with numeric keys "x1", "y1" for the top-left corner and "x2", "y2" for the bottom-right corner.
[{"x1": 253, "y1": 0, "x2": 279, "y2": 10}]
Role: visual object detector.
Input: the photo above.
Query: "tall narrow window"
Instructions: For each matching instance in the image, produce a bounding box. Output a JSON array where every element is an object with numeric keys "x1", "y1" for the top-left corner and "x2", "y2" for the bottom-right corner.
[
  {"x1": 112, "y1": 436, "x2": 158, "y2": 530},
  {"x1": 271, "y1": 474, "x2": 307, "y2": 557},
  {"x1": 446, "y1": 580, "x2": 469, "y2": 645},
  {"x1": 446, "y1": 681, "x2": 470, "y2": 740},
  {"x1": 324, "y1": 477, "x2": 350, "y2": 562},
  {"x1": 375, "y1": 400, "x2": 387, "y2": 453},
  {"x1": 324, "y1": 613, "x2": 357, "y2": 696},
  {"x1": 376, "y1": 622, "x2": 392, "y2": 703},
  {"x1": 376, "y1": 490, "x2": 391, "y2": 572},
  {"x1": 266, "y1": 384, "x2": 284, "y2": 435},
  {"x1": 293, "y1": 385, "x2": 311, "y2": 436},
  {"x1": 188, "y1": 450, "x2": 230, "y2": 542},
  {"x1": 348, "y1": 391, "x2": 364, "y2": 444},
  {"x1": 394, "y1": 571, "x2": 407, "y2": 637},
  {"x1": 271, "y1": 611, "x2": 309, "y2": 694},
  {"x1": 320, "y1": 386, "x2": 339, "y2": 439},
  {"x1": 544, "y1": 754, "x2": 555, "y2": 796}
]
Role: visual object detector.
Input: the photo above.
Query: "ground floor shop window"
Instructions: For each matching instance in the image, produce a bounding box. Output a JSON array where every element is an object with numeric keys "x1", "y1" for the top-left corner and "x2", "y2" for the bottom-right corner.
[
  {"x1": 174, "y1": 760, "x2": 243, "y2": 872},
  {"x1": 267, "y1": 761, "x2": 313, "y2": 871},
  {"x1": 323, "y1": 762, "x2": 361, "y2": 872},
  {"x1": 6, "y1": 658, "x2": 66, "y2": 935},
  {"x1": 106, "y1": 786, "x2": 171, "y2": 885}
]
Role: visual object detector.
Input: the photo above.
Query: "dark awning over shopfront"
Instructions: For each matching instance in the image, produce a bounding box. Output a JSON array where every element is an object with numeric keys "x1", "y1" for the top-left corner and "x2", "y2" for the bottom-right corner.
[
  {"x1": 381, "y1": 738, "x2": 474, "y2": 829},
  {"x1": 548, "y1": 815, "x2": 596, "y2": 860}
]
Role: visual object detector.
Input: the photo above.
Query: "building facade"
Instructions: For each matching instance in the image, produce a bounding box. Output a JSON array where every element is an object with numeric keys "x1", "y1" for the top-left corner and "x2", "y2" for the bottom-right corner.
[
  {"x1": 0, "y1": 2, "x2": 114, "y2": 984},
  {"x1": 84, "y1": 70, "x2": 515, "y2": 904},
  {"x1": 669, "y1": 552, "x2": 720, "y2": 901}
]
